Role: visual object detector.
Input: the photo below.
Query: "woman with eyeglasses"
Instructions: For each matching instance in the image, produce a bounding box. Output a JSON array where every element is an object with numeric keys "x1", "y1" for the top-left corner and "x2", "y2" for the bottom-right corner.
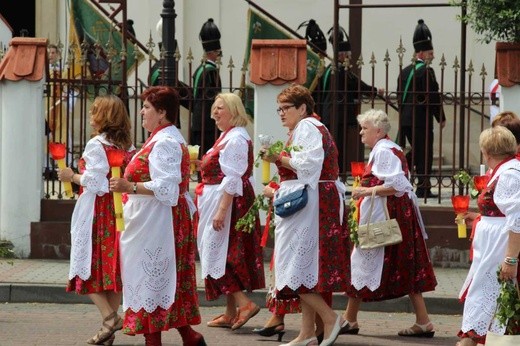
[{"x1": 261, "y1": 84, "x2": 350, "y2": 346}]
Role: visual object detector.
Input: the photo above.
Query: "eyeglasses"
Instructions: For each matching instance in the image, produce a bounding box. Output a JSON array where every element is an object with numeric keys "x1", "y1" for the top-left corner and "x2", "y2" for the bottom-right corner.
[{"x1": 276, "y1": 104, "x2": 295, "y2": 115}]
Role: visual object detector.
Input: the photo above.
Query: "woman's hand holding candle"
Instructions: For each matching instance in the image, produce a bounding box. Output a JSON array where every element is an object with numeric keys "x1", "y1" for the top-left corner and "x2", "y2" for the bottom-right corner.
[{"x1": 49, "y1": 142, "x2": 73, "y2": 198}]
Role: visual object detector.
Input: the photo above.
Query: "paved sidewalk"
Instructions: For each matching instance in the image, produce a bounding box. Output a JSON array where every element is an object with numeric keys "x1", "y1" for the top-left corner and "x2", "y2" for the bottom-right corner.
[
  {"x1": 0, "y1": 303, "x2": 462, "y2": 346},
  {"x1": 0, "y1": 259, "x2": 467, "y2": 315}
]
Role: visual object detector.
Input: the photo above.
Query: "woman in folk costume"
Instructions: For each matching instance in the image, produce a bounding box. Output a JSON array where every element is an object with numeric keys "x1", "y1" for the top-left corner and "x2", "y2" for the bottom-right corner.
[
  {"x1": 261, "y1": 84, "x2": 350, "y2": 346},
  {"x1": 342, "y1": 109, "x2": 437, "y2": 338},
  {"x1": 195, "y1": 93, "x2": 265, "y2": 330},
  {"x1": 110, "y1": 86, "x2": 206, "y2": 346},
  {"x1": 457, "y1": 126, "x2": 520, "y2": 346},
  {"x1": 59, "y1": 95, "x2": 135, "y2": 345}
]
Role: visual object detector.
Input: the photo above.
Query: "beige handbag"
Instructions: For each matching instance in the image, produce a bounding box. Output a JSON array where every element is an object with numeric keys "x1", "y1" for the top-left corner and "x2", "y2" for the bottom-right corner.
[{"x1": 357, "y1": 189, "x2": 403, "y2": 250}]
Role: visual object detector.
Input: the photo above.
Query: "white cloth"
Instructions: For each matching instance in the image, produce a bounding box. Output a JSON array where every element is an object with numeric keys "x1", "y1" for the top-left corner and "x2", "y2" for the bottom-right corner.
[
  {"x1": 350, "y1": 138, "x2": 426, "y2": 291},
  {"x1": 120, "y1": 125, "x2": 183, "y2": 313},
  {"x1": 459, "y1": 159, "x2": 520, "y2": 336},
  {"x1": 274, "y1": 118, "x2": 325, "y2": 291},
  {"x1": 197, "y1": 127, "x2": 251, "y2": 279},
  {"x1": 68, "y1": 134, "x2": 111, "y2": 280}
]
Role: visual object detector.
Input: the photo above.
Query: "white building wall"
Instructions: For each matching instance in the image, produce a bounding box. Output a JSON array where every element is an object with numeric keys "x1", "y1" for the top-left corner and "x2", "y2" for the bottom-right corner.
[
  {"x1": 44, "y1": 0, "x2": 496, "y2": 90},
  {"x1": 0, "y1": 81, "x2": 44, "y2": 257}
]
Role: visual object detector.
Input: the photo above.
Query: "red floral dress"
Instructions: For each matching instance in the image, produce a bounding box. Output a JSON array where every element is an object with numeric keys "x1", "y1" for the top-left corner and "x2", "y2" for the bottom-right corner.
[
  {"x1": 273, "y1": 122, "x2": 350, "y2": 306},
  {"x1": 67, "y1": 144, "x2": 134, "y2": 294},
  {"x1": 197, "y1": 137, "x2": 265, "y2": 300},
  {"x1": 121, "y1": 131, "x2": 201, "y2": 335},
  {"x1": 346, "y1": 147, "x2": 437, "y2": 301}
]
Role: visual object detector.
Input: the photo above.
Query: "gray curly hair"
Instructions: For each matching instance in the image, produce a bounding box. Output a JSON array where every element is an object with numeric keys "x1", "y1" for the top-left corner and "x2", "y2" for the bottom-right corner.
[{"x1": 357, "y1": 109, "x2": 391, "y2": 134}]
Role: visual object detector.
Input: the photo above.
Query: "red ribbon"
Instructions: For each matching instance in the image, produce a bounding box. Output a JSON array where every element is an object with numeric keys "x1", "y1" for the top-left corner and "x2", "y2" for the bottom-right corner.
[{"x1": 261, "y1": 206, "x2": 272, "y2": 248}]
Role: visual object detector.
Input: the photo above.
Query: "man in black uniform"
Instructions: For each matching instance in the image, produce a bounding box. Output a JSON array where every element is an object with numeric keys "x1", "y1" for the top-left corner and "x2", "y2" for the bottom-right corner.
[
  {"x1": 314, "y1": 34, "x2": 382, "y2": 173},
  {"x1": 397, "y1": 19, "x2": 445, "y2": 198},
  {"x1": 191, "y1": 18, "x2": 222, "y2": 155}
]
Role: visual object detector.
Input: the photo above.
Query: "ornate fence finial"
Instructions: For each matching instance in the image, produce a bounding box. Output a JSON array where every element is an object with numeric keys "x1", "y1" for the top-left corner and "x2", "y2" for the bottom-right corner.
[
  {"x1": 369, "y1": 52, "x2": 377, "y2": 68},
  {"x1": 439, "y1": 53, "x2": 447, "y2": 71},
  {"x1": 480, "y1": 63, "x2": 487, "y2": 80},
  {"x1": 396, "y1": 36, "x2": 406, "y2": 66},
  {"x1": 186, "y1": 47, "x2": 194, "y2": 65},
  {"x1": 468, "y1": 59, "x2": 474, "y2": 77},
  {"x1": 384, "y1": 49, "x2": 391, "y2": 67},
  {"x1": 174, "y1": 45, "x2": 181, "y2": 62},
  {"x1": 453, "y1": 56, "x2": 460, "y2": 72},
  {"x1": 228, "y1": 56, "x2": 234, "y2": 71},
  {"x1": 146, "y1": 31, "x2": 156, "y2": 60}
]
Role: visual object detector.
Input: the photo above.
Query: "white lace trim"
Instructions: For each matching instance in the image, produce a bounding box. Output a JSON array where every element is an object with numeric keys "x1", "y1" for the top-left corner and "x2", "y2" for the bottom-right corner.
[
  {"x1": 217, "y1": 128, "x2": 250, "y2": 196},
  {"x1": 142, "y1": 127, "x2": 182, "y2": 206},
  {"x1": 68, "y1": 192, "x2": 95, "y2": 280},
  {"x1": 121, "y1": 195, "x2": 176, "y2": 313},
  {"x1": 275, "y1": 181, "x2": 319, "y2": 291},
  {"x1": 80, "y1": 136, "x2": 110, "y2": 195},
  {"x1": 494, "y1": 161, "x2": 520, "y2": 233},
  {"x1": 460, "y1": 215, "x2": 508, "y2": 336},
  {"x1": 350, "y1": 246, "x2": 385, "y2": 291},
  {"x1": 289, "y1": 118, "x2": 324, "y2": 190}
]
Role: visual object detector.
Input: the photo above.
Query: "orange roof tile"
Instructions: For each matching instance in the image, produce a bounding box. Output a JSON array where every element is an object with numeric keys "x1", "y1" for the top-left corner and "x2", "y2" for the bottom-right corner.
[
  {"x1": 250, "y1": 39, "x2": 307, "y2": 85},
  {"x1": 0, "y1": 37, "x2": 48, "y2": 81}
]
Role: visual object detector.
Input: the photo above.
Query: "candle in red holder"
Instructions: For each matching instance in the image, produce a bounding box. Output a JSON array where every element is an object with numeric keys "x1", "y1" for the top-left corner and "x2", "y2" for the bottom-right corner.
[
  {"x1": 451, "y1": 195, "x2": 470, "y2": 238},
  {"x1": 351, "y1": 161, "x2": 365, "y2": 188},
  {"x1": 49, "y1": 142, "x2": 73, "y2": 198},
  {"x1": 107, "y1": 149, "x2": 126, "y2": 232},
  {"x1": 473, "y1": 175, "x2": 489, "y2": 192}
]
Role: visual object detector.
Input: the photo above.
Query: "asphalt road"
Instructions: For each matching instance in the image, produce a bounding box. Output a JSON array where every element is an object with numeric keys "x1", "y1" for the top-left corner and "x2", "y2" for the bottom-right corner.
[{"x1": 0, "y1": 303, "x2": 463, "y2": 346}]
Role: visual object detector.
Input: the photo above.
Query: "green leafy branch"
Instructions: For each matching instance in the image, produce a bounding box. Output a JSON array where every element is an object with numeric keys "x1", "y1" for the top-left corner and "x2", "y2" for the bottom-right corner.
[
  {"x1": 236, "y1": 177, "x2": 279, "y2": 235},
  {"x1": 495, "y1": 268, "x2": 520, "y2": 335},
  {"x1": 453, "y1": 169, "x2": 479, "y2": 199}
]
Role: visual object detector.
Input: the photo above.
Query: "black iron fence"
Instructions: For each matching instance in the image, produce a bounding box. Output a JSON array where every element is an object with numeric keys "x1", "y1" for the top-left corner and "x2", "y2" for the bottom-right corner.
[{"x1": 43, "y1": 36, "x2": 491, "y2": 202}]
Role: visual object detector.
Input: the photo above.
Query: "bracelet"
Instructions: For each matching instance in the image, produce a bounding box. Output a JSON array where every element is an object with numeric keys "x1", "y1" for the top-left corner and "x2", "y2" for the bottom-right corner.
[
  {"x1": 132, "y1": 183, "x2": 137, "y2": 194},
  {"x1": 504, "y1": 257, "x2": 518, "y2": 265}
]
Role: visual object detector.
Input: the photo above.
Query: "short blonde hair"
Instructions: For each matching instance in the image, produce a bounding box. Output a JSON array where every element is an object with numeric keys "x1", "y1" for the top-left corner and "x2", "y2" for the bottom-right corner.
[
  {"x1": 357, "y1": 109, "x2": 391, "y2": 134},
  {"x1": 212, "y1": 93, "x2": 251, "y2": 127},
  {"x1": 479, "y1": 126, "x2": 517, "y2": 159}
]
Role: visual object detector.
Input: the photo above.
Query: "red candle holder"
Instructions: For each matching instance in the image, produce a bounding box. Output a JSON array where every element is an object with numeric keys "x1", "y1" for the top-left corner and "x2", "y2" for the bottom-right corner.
[
  {"x1": 49, "y1": 142, "x2": 66, "y2": 160},
  {"x1": 451, "y1": 195, "x2": 470, "y2": 238},
  {"x1": 106, "y1": 149, "x2": 126, "y2": 167},
  {"x1": 473, "y1": 175, "x2": 489, "y2": 192},
  {"x1": 49, "y1": 142, "x2": 73, "y2": 198},
  {"x1": 351, "y1": 162, "x2": 365, "y2": 178}
]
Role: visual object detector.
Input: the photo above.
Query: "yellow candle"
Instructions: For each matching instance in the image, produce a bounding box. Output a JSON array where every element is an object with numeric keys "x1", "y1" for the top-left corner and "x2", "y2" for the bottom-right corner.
[
  {"x1": 188, "y1": 145, "x2": 200, "y2": 175},
  {"x1": 56, "y1": 159, "x2": 73, "y2": 198},
  {"x1": 262, "y1": 160, "x2": 270, "y2": 185},
  {"x1": 456, "y1": 214, "x2": 466, "y2": 238},
  {"x1": 111, "y1": 166, "x2": 125, "y2": 232}
]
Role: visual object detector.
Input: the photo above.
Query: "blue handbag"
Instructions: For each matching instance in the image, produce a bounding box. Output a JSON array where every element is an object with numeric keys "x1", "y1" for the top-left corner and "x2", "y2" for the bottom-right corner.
[{"x1": 273, "y1": 185, "x2": 308, "y2": 217}]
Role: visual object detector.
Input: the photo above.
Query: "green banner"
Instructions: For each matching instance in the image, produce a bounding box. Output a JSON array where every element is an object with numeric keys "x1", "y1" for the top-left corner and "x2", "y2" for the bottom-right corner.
[{"x1": 69, "y1": 0, "x2": 142, "y2": 81}]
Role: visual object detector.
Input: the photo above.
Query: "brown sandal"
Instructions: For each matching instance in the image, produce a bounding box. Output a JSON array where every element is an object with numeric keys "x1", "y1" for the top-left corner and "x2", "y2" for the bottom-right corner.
[
  {"x1": 231, "y1": 301, "x2": 260, "y2": 330},
  {"x1": 87, "y1": 312, "x2": 123, "y2": 345},
  {"x1": 207, "y1": 314, "x2": 237, "y2": 328}
]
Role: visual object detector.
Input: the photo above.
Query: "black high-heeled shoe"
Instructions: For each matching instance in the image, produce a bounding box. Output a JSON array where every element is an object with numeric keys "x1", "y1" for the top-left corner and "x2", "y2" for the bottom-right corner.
[{"x1": 252, "y1": 323, "x2": 285, "y2": 341}]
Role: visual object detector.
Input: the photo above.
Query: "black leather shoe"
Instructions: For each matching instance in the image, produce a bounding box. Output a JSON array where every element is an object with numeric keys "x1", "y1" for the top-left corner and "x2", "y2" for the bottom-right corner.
[
  {"x1": 339, "y1": 321, "x2": 360, "y2": 335},
  {"x1": 416, "y1": 190, "x2": 438, "y2": 198},
  {"x1": 252, "y1": 323, "x2": 285, "y2": 341}
]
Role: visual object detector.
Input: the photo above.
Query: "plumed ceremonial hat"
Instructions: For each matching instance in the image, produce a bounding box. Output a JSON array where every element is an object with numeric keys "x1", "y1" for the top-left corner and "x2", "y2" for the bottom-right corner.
[
  {"x1": 199, "y1": 18, "x2": 221, "y2": 52},
  {"x1": 327, "y1": 26, "x2": 351, "y2": 52},
  {"x1": 413, "y1": 19, "x2": 433, "y2": 52},
  {"x1": 297, "y1": 19, "x2": 327, "y2": 54}
]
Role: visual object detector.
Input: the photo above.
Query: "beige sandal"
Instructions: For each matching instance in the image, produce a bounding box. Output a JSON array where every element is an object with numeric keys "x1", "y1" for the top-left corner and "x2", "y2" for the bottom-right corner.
[{"x1": 398, "y1": 322, "x2": 435, "y2": 338}]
